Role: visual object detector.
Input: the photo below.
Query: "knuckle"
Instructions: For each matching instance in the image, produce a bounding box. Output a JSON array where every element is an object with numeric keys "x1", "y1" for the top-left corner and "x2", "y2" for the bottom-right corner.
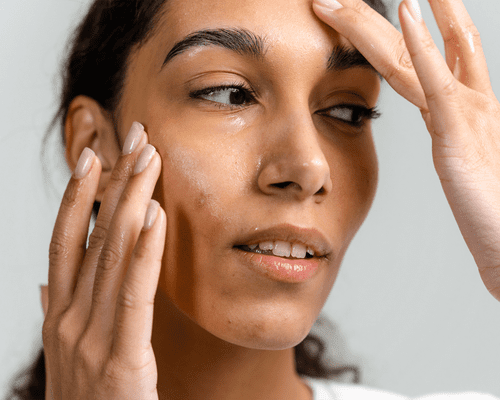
[
  {"x1": 395, "y1": 37, "x2": 413, "y2": 71},
  {"x1": 133, "y1": 240, "x2": 154, "y2": 261},
  {"x1": 54, "y1": 315, "x2": 78, "y2": 348},
  {"x1": 464, "y1": 23, "x2": 481, "y2": 40},
  {"x1": 109, "y1": 162, "x2": 131, "y2": 187},
  {"x1": 87, "y1": 223, "x2": 108, "y2": 250},
  {"x1": 49, "y1": 237, "x2": 70, "y2": 264},
  {"x1": 117, "y1": 285, "x2": 144, "y2": 312},
  {"x1": 439, "y1": 76, "x2": 458, "y2": 97},
  {"x1": 419, "y1": 34, "x2": 437, "y2": 55},
  {"x1": 101, "y1": 359, "x2": 133, "y2": 388},
  {"x1": 42, "y1": 319, "x2": 56, "y2": 346},
  {"x1": 119, "y1": 188, "x2": 136, "y2": 205},
  {"x1": 99, "y1": 243, "x2": 123, "y2": 267},
  {"x1": 425, "y1": 75, "x2": 458, "y2": 104},
  {"x1": 74, "y1": 335, "x2": 98, "y2": 369}
]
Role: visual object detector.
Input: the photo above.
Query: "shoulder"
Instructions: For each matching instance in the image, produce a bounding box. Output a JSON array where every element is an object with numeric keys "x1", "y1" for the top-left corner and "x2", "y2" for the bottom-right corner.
[{"x1": 303, "y1": 378, "x2": 499, "y2": 400}]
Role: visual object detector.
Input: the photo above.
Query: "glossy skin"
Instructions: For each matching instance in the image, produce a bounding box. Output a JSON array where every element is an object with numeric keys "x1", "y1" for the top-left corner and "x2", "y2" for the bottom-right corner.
[{"x1": 41, "y1": 0, "x2": 500, "y2": 399}]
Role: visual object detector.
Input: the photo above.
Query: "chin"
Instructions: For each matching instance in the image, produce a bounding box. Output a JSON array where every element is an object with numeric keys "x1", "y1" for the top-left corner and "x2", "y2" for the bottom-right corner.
[{"x1": 198, "y1": 301, "x2": 318, "y2": 351}]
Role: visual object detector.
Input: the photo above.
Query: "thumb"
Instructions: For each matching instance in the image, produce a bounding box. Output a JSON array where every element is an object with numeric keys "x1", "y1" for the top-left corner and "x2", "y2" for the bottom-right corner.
[{"x1": 40, "y1": 285, "x2": 48, "y2": 317}]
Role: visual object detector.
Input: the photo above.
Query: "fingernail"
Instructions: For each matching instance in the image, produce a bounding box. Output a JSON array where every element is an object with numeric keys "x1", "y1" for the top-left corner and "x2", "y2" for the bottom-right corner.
[
  {"x1": 404, "y1": 0, "x2": 422, "y2": 22},
  {"x1": 122, "y1": 121, "x2": 145, "y2": 155},
  {"x1": 143, "y1": 200, "x2": 160, "y2": 231},
  {"x1": 73, "y1": 147, "x2": 95, "y2": 179},
  {"x1": 134, "y1": 144, "x2": 156, "y2": 175},
  {"x1": 313, "y1": 0, "x2": 343, "y2": 12}
]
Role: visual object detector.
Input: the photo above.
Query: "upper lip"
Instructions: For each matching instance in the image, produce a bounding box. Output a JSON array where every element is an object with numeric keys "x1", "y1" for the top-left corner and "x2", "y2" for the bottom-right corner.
[{"x1": 233, "y1": 224, "x2": 333, "y2": 258}]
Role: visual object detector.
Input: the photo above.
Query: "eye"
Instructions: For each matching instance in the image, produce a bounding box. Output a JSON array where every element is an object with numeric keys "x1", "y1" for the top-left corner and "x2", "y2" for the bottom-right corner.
[
  {"x1": 190, "y1": 84, "x2": 256, "y2": 108},
  {"x1": 320, "y1": 104, "x2": 381, "y2": 127}
]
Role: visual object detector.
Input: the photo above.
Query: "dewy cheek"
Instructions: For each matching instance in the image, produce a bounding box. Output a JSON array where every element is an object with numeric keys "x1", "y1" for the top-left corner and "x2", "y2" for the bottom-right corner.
[
  {"x1": 167, "y1": 145, "x2": 219, "y2": 211},
  {"x1": 166, "y1": 145, "x2": 240, "y2": 225}
]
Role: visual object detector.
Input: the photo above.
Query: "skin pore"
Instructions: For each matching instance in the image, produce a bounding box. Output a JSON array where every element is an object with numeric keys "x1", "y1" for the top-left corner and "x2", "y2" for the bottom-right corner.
[{"x1": 65, "y1": 0, "x2": 380, "y2": 398}]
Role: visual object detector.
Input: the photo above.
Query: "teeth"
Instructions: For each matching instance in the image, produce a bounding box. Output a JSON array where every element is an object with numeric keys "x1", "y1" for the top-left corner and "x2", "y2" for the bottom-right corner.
[
  {"x1": 273, "y1": 241, "x2": 291, "y2": 257},
  {"x1": 291, "y1": 243, "x2": 307, "y2": 258},
  {"x1": 259, "y1": 241, "x2": 274, "y2": 251},
  {"x1": 244, "y1": 241, "x2": 315, "y2": 259}
]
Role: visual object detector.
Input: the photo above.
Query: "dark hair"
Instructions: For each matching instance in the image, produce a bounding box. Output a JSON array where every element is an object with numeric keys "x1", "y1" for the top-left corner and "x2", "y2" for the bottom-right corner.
[{"x1": 6, "y1": 0, "x2": 388, "y2": 398}]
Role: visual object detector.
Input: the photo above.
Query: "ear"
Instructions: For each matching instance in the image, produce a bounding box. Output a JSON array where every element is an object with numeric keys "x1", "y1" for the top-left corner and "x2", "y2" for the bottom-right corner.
[{"x1": 65, "y1": 95, "x2": 121, "y2": 202}]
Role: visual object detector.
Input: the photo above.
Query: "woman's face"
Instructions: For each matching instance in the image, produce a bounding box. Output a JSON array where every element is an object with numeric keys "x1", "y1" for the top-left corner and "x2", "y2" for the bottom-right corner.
[{"x1": 118, "y1": 0, "x2": 379, "y2": 349}]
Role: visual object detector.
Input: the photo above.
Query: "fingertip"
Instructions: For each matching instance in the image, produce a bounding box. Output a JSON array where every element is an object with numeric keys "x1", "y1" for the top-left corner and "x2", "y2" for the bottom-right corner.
[
  {"x1": 73, "y1": 147, "x2": 95, "y2": 180},
  {"x1": 312, "y1": 1, "x2": 336, "y2": 22},
  {"x1": 142, "y1": 199, "x2": 161, "y2": 231}
]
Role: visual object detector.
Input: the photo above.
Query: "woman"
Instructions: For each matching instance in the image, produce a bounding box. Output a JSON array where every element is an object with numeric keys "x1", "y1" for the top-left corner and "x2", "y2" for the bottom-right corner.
[{"x1": 8, "y1": 0, "x2": 500, "y2": 398}]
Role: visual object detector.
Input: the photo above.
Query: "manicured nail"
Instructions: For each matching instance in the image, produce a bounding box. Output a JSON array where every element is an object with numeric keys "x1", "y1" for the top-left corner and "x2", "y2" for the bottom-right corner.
[
  {"x1": 143, "y1": 200, "x2": 160, "y2": 231},
  {"x1": 313, "y1": 0, "x2": 343, "y2": 12},
  {"x1": 122, "y1": 121, "x2": 145, "y2": 155},
  {"x1": 404, "y1": 0, "x2": 422, "y2": 22},
  {"x1": 134, "y1": 144, "x2": 156, "y2": 175},
  {"x1": 73, "y1": 147, "x2": 95, "y2": 179}
]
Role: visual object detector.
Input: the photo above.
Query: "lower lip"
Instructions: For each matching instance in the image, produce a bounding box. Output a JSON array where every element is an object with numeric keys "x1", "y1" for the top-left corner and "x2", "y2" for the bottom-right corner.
[{"x1": 236, "y1": 249, "x2": 321, "y2": 283}]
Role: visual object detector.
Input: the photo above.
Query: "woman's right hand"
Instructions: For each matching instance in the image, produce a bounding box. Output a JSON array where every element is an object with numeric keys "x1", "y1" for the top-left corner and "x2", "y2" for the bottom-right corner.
[{"x1": 41, "y1": 122, "x2": 166, "y2": 400}]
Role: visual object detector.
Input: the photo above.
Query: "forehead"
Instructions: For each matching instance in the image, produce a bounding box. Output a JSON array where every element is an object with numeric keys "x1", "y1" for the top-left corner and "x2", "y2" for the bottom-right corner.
[{"x1": 153, "y1": 0, "x2": 343, "y2": 62}]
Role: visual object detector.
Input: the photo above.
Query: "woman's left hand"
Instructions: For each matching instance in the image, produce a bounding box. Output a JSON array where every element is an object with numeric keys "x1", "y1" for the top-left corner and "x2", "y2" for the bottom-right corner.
[{"x1": 313, "y1": 0, "x2": 500, "y2": 301}]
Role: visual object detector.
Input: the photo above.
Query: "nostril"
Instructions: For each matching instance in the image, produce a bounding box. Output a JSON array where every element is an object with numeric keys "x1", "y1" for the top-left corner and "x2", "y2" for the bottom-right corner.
[
  {"x1": 271, "y1": 181, "x2": 294, "y2": 189},
  {"x1": 315, "y1": 187, "x2": 325, "y2": 195}
]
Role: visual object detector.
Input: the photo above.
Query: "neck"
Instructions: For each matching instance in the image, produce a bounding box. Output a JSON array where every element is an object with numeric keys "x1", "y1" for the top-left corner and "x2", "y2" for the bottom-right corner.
[{"x1": 152, "y1": 290, "x2": 312, "y2": 400}]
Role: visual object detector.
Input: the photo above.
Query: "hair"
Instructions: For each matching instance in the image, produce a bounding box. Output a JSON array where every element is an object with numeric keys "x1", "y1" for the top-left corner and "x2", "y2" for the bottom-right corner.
[{"x1": 6, "y1": 0, "x2": 389, "y2": 398}]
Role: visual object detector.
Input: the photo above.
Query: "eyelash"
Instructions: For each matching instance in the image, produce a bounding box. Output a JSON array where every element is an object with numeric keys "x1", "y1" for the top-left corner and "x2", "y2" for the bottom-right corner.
[
  {"x1": 189, "y1": 84, "x2": 381, "y2": 127},
  {"x1": 189, "y1": 83, "x2": 257, "y2": 109}
]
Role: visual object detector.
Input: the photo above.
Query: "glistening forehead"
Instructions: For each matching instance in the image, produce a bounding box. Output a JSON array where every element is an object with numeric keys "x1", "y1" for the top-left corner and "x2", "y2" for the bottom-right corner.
[{"x1": 162, "y1": 27, "x2": 377, "y2": 75}]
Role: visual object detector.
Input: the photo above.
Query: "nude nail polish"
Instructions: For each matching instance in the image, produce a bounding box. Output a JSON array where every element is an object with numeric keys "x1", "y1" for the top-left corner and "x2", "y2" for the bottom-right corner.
[
  {"x1": 314, "y1": 0, "x2": 343, "y2": 12},
  {"x1": 134, "y1": 144, "x2": 156, "y2": 175},
  {"x1": 404, "y1": 0, "x2": 422, "y2": 22},
  {"x1": 73, "y1": 147, "x2": 95, "y2": 179},
  {"x1": 143, "y1": 200, "x2": 160, "y2": 231},
  {"x1": 123, "y1": 121, "x2": 145, "y2": 155}
]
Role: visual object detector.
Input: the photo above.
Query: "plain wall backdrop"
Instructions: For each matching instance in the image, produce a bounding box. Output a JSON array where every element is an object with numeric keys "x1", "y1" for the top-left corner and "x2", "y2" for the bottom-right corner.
[{"x1": 1, "y1": 0, "x2": 499, "y2": 397}]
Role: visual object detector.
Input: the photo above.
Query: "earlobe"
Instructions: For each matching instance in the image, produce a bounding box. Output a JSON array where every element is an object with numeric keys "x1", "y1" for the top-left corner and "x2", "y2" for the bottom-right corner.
[{"x1": 64, "y1": 95, "x2": 121, "y2": 201}]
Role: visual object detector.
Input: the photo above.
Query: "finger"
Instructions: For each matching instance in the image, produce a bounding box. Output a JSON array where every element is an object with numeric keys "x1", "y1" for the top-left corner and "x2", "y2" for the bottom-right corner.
[
  {"x1": 43, "y1": 348, "x2": 54, "y2": 400},
  {"x1": 399, "y1": 0, "x2": 460, "y2": 130},
  {"x1": 313, "y1": 0, "x2": 428, "y2": 110},
  {"x1": 112, "y1": 202, "x2": 166, "y2": 364},
  {"x1": 47, "y1": 148, "x2": 100, "y2": 316},
  {"x1": 427, "y1": 0, "x2": 493, "y2": 94},
  {"x1": 87, "y1": 145, "x2": 162, "y2": 337},
  {"x1": 71, "y1": 122, "x2": 147, "y2": 317},
  {"x1": 40, "y1": 285, "x2": 49, "y2": 317}
]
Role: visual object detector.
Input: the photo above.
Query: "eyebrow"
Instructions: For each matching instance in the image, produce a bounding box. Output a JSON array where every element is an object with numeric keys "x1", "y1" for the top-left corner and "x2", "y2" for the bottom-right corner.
[
  {"x1": 163, "y1": 28, "x2": 266, "y2": 65},
  {"x1": 162, "y1": 27, "x2": 378, "y2": 75}
]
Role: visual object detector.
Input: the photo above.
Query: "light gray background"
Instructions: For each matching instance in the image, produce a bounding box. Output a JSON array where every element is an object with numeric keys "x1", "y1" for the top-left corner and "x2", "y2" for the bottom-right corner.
[{"x1": 1, "y1": 0, "x2": 499, "y2": 398}]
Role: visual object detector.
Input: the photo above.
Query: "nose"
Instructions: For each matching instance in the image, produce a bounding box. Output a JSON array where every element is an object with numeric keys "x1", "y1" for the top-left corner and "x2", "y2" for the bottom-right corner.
[{"x1": 257, "y1": 112, "x2": 332, "y2": 202}]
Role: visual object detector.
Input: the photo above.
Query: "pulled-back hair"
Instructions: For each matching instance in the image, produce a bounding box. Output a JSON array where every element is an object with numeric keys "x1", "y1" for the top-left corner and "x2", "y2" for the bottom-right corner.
[{"x1": 6, "y1": 0, "x2": 388, "y2": 398}]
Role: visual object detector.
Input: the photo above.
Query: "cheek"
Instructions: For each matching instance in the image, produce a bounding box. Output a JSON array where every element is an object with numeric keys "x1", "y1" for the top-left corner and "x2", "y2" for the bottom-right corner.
[{"x1": 328, "y1": 134, "x2": 378, "y2": 240}]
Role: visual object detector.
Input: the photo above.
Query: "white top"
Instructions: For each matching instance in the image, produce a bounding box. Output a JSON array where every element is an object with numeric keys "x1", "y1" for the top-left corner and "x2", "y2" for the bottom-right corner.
[{"x1": 303, "y1": 378, "x2": 499, "y2": 400}]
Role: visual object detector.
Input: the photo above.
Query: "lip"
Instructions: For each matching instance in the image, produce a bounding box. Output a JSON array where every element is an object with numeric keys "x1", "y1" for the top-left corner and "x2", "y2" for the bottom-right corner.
[
  {"x1": 232, "y1": 224, "x2": 333, "y2": 283},
  {"x1": 235, "y1": 250, "x2": 324, "y2": 283},
  {"x1": 233, "y1": 224, "x2": 333, "y2": 258}
]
